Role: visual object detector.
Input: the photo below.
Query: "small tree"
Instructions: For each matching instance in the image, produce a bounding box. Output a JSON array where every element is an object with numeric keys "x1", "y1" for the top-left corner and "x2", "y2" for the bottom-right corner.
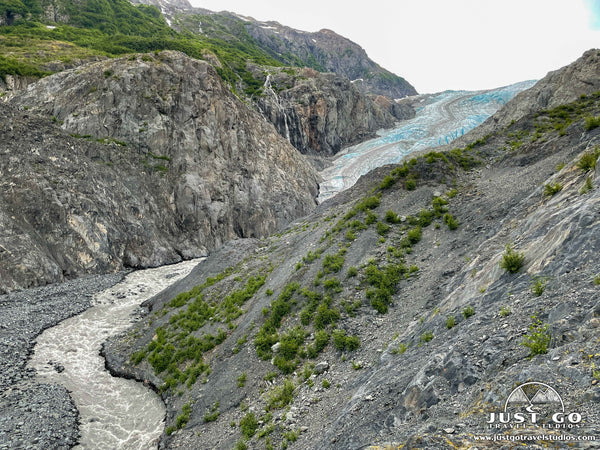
[{"x1": 500, "y1": 244, "x2": 525, "y2": 273}]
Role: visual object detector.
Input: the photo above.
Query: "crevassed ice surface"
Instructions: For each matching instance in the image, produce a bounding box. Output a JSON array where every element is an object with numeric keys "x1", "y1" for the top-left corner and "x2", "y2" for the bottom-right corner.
[
  {"x1": 28, "y1": 260, "x2": 200, "y2": 450},
  {"x1": 318, "y1": 80, "x2": 537, "y2": 202}
]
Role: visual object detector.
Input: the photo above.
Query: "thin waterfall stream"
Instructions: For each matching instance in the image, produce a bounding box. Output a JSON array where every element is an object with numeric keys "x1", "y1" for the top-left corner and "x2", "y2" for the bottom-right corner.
[{"x1": 27, "y1": 260, "x2": 200, "y2": 449}]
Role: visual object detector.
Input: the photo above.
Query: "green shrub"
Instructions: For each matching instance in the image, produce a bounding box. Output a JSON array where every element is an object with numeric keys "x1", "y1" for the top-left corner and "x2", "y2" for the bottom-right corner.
[
  {"x1": 376, "y1": 221, "x2": 390, "y2": 235},
  {"x1": 580, "y1": 176, "x2": 593, "y2": 194},
  {"x1": 577, "y1": 148, "x2": 600, "y2": 171},
  {"x1": 446, "y1": 315, "x2": 456, "y2": 329},
  {"x1": 462, "y1": 305, "x2": 475, "y2": 319},
  {"x1": 365, "y1": 211, "x2": 378, "y2": 225},
  {"x1": 521, "y1": 316, "x2": 550, "y2": 357},
  {"x1": 379, "y1": 175, "x2": 397, "y2": 190},
  {"x1": 543, "y1": 182, "x2": 563, "y2": 197},
  {"x1": 406, "y1": 226, "x2": 422, "y2": 244},
  {"x1": 203, "y1": 402, "x2": 219, "y2": 422},
  {"x1": 531, "y1": 276, "x2": 549, "y2": 296},
  {"x1": 346, "y1": 266, "x2": 358, "y2": 278},
  {"x1": 267, "y1": 379, "x2": 295, "y2": 410},
  {"x1": 323, "y1": 277, "x2": 342, "y2": 293},
  {"x1": 443, "y1": 213, "x2": 459, "y2": 230},
  {"x1": 323, "y1": 252, "x2": 345, "y2": 273},
  {"x1": 173, "y1": 402, "x2": 192, "y2": 430},
  {"x1": 321, "y1": 379, "x2": 330, "y2": 389},
  {"x1": 391, "y1": 342, "x2": 408, "y2": 354},
  {"x1": 357, "y1": 196, "x2": 380, "y2": 210},
  {"x1": 594, "y1": 274, "x2": 600, "y2": 285},
  {"x1": 385, "y1": 210, "x2": 401, "y2": 224},
  {"x1": 237, "y1": 372, "x2": 247, "y2": 387},
  {"x1": 240, "y1": 412, "x2": 258, "y2": 439},
  {"x1": 312, "y1": 330, "x2": 329, "y2": 353},
  {"x1": 584, "y1": 115, "x2": 600, "y2": 131},
  {"x1": 432, "y1": 196, "x2": 449, "y2": 216},
  {"x1": 420, "y1": 331, "x2": 433, "y2": 344},
  {"x1": 500, "y1": 244, "x2": 525, "y2": 273},
  {"x1": 405, "y1": 176, "x2": 417, "y2": 190},
  {"x1": 446, "y1": 188, "x2": 458, "y2": 198},
  {"x1": 332, "y1": 329, "x2": 360, "y2": 351},
  {"x1": 313, "y1": 302, "x2": 340, "y2": 330},
  {"x1": 500, "y1": 306, "x2": 511, "y2": 317},
  {"x1": 418, "y1": 209, "x2": 434, "y2": 227}
]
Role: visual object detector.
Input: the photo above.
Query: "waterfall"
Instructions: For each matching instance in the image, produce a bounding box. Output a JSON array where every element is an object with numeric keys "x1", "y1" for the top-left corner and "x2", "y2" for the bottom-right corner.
[{"x1": 263, "y1": 72, "x2": 291, "y2": 142}]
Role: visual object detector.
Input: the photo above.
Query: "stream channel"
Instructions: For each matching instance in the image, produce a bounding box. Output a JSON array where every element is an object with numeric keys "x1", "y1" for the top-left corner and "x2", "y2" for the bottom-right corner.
[{"x1": 27, "y1": 260, "x2": 199, "y2": 449}]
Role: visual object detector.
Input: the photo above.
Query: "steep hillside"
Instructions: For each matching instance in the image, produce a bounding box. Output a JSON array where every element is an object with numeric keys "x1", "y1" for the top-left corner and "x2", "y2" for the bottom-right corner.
[
  {"x1": 104, "y1": 50, "x2": 600, "y2": 449},
  {"x1": 0, "y1": 51, "x2": 319, "y2": 293},
  {"x1": 170, "y1": 9, "x2": 417, "y2": 99}
]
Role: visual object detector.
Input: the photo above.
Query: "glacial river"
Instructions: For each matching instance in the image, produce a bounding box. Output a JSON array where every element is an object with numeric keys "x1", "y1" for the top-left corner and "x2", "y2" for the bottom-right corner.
[{"x1": 28, "y1": 260, "x2": 199, "y2": 449}]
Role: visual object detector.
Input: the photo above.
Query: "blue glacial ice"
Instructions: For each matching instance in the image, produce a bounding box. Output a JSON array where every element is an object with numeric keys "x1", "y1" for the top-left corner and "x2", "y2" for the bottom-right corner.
[{"x1": 317, "y1": 80, "x2": 537, "y2": 203}]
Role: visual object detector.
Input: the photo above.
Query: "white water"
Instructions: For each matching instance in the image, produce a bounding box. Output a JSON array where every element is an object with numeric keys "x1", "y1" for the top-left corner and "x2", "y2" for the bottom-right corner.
[{"x1": 28, "y1": 260, "x2": 200, "y2": 449}]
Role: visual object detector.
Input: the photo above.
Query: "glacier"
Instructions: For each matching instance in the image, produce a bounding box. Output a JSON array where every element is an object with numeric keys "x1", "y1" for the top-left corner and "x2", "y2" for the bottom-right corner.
[{"x1": 318, "y1": 80, "x2": 537, "y2": 202}]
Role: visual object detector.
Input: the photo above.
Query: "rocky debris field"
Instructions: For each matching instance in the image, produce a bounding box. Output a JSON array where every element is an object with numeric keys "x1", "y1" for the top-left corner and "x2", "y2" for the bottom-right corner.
[
  {"x1": 0, "y1": 273, "x2": 122, "y2": 449},
  {"x1": 103, "y1": 51, "x2": 600, "y2": 449}
]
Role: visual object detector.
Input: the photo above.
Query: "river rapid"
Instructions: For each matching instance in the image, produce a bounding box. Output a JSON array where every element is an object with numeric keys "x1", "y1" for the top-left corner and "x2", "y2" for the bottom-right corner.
[{"x1": 27, "y1": 260, "x2": 199, "y2": 449}]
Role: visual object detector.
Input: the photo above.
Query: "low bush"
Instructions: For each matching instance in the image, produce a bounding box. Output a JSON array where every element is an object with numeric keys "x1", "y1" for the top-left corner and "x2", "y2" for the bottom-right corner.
[
  {"x1": 543, "y1": 183, "x2": 562, "y2": 197},
  {"x1": 240, "y1": 412, "x2": 259, "y2": 439},
  {"x1": 500, "y1": 244, "x2": 525, "y2": 273},
  {"x1": 521, "y1": 316, "x2": 550, "y2": 357}
]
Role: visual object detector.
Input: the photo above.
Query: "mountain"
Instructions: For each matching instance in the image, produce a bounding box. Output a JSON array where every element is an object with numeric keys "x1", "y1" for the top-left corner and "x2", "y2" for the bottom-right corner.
[
  {"x1": 0, "y1": 51, "x2": 319, "y2": 293},
  {"x1": 169, "y1": 7, "x2": 417, "y2": 99},
  {"x1": 104, "y1": 49, "x2": 600, "y2": 449},
  {"x1": 0, "y1": 0, "x2": 417, "y2": 158}
]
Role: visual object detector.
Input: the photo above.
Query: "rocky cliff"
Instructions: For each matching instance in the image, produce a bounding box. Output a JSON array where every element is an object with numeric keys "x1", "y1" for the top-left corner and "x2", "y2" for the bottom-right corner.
[
  {"x1": 241, "y1": 21, "x2": 417, "y2": 100},
  {"x1": 250, "y1": 66, "x2": 414, "y2": 157},
  {"x1": 167, "y1": 8, "x2": 417, "y2": 100},
  {"x1": 0, "y1": 51, "x2": 320, "y2": 293},
  {"x1": 104, "y1": 50, "x2": 600, "y2": 449}
]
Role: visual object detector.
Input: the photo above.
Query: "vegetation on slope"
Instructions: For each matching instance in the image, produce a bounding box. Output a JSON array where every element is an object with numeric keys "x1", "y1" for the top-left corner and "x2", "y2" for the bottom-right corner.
[{"x1": 0, "y1": 0, "x2": 282, "y2": 95}]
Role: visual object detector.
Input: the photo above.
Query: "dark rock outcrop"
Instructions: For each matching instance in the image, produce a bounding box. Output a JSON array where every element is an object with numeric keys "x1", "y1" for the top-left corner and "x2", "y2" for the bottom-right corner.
[
  {"x1": 0, "y1": 51, "x2": 320, "y2": 293},
  {"x1": 251, "y1": 66, "x2": 414, "y2": 156}
]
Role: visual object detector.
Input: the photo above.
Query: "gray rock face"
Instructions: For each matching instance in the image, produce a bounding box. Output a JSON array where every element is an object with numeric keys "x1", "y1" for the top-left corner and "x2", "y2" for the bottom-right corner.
[
  {"x1": 1, "y1": 51, "x2": 320, "y2": 293},
  {"x1": 253, "y1": 67, "x2": 413, "y2": 156}
]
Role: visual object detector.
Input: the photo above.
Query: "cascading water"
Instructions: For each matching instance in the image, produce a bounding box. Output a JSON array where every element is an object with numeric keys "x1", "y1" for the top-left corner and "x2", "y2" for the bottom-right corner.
[
  {"x1": 27, "y1": 260, "x2": 200, "y2": 449},
  {"x1": 263, "y1": 72, "x2": 292, "y2": 142}
]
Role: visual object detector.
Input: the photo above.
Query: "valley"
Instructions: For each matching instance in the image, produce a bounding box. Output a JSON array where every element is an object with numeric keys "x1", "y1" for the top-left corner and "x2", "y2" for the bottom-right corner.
[{"x1": 0, "y1": 0, "x2": 600, "y2": 449}]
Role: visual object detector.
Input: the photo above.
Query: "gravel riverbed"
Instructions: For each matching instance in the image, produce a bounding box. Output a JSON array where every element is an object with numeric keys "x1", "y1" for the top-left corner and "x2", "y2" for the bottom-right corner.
[{"x1": 0, "y1": 273, "x2": 124, "y2": 449}]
